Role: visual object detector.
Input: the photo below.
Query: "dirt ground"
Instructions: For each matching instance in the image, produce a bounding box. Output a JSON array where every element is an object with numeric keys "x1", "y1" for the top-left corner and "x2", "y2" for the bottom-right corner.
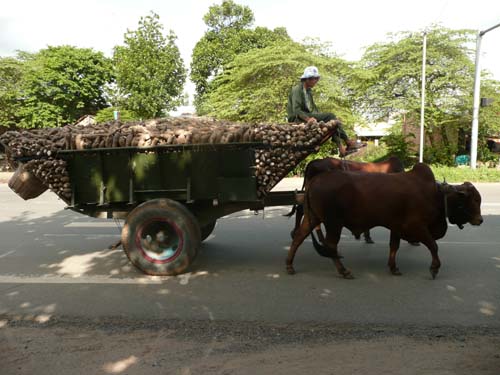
[{"x1": 1, "y1": 317, "x2": 499, "y2": 375}]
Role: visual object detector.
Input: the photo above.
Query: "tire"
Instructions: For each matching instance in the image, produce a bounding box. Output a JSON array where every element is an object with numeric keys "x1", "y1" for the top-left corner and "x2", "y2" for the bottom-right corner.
[
  {"x1": 200, "y1": 221, "x2": 217, "y2": 242},
  {"x1": 121, "y1": 199, "x2": 201, "y2": 276}
]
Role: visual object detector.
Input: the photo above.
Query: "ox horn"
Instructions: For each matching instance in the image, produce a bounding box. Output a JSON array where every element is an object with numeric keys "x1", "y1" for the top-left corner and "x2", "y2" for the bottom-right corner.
[{"x1": 440, "y1": 182, "x2": 456, "y2": 194}]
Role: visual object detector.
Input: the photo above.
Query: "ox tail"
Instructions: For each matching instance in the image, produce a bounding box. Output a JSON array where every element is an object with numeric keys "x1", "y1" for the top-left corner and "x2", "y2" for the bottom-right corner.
[
  {"x1": 284, "y1": 161, "x2": 312, "y2": 218},
  {"x1": 304, "y1": 182, "x2": 326, "y2": 257},
  {"x1": 301, "y1": 161, "x2": 313, "y2": 190},
  {"x1": 304, "y1": 180, "x2": 339, "y2": 260},
  {"x1": 311, "y1": 231, "x2": 332, "y2": 258},
  {"x1": 283, "y1": 167, "x2": 308, "y2": 218},
  {"x1": 283, "y1": 204, "x2": 297, "y2": 218},
  {"x1": 311, "y1": 230, "x2": 344, "y2": 259}
]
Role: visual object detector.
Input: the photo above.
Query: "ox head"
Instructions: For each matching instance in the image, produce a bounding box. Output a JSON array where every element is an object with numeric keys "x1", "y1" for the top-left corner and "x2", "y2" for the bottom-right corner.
[{"x1": 441, "y1": 182, "x2": 483, "y2": 229}]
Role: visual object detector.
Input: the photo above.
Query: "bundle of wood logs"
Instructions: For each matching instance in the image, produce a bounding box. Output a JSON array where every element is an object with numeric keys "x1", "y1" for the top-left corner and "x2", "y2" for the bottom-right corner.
[
  {"x1": 252, "y1": 122, "x2": 336, "y2": 195},
  {"x1": 0, "y1": 117, "x2": 339, "y2": 200},
  {"x1": 22, "y1": 158, "x2": 71, "y2": 200}
]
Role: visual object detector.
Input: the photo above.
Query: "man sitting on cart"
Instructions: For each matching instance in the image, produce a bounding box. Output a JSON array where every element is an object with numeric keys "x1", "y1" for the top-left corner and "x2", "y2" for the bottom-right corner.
[{"x1": 287, "y1": 66, "x2": 366, "y2": 157}]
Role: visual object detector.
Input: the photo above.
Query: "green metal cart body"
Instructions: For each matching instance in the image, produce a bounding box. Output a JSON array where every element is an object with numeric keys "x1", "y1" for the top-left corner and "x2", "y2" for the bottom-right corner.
[{"x1": 57, "y1": 143, "x2": 301, "y2": 275}]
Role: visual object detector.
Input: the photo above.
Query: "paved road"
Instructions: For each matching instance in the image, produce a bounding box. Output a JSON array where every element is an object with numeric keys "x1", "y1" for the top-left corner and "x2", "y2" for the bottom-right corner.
[
  {"x1": 1, "y1": 180, "x2": 500, "y2": 374},
  {"x1": 0, "y1": 179, "x2": 499, "y2": 327}
]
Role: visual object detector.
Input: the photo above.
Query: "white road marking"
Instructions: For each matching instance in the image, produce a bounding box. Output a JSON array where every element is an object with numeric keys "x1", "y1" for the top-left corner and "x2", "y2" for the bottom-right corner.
[
  {"x1": 0, "y1": 275, "x2": 168, "y2": 284},
  {"x1": 64, "y1": 222, "x2": 121, "y2": 228},
  {"x1": 43, "y1": 234, "x2": 118, "y2": 238},
  {"x1": 0, "y1": 271, "x2": 210, "y2": 285},
  {"x1": 437, "y1": 241, "x2": 499, "y2": 245}
]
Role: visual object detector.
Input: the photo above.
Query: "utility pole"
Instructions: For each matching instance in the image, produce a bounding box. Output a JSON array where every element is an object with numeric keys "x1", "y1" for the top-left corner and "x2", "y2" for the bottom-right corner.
[
  {"x1": 470, "y1": 22, "x2": 500, "y2": 169},
  {"x1": 419, "y1": 31, "x2": 427, "y2": 163}
]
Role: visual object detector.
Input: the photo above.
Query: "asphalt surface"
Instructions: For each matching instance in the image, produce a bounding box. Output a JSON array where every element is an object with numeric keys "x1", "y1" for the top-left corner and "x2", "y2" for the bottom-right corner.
[{"x1": 0, "y1": 179, "x2": 499, "y2": 328}]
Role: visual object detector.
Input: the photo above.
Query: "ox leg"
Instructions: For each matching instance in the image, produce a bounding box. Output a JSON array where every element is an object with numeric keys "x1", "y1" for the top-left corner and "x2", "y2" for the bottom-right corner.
[
  {"x1": 363, "y1": 230, "x2": 375, "y2": 244},
  {"x1": 286, "y1": 213, "x2": 317, "y2": 275},
  {"x1": 419, "y1": 233, "x2": 441, "y2": 279},
  {"x1": 388, "y1": 231, "x2": 402, "y2": 275},
  {"x1": 323, "y1": 224, "x2": 353, "y2": 279},
  {"x1": 290, "y1": 204, "x2": 305, "y2": 239}
]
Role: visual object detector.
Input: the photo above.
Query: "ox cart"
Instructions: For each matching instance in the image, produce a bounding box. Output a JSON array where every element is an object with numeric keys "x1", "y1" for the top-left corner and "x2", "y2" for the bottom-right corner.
[
  {"x1": 2, "y1": 120, "x2": 339, "y2": 276},
  {"x1": 51, "y1": 142, "x2": 304, "y2": 276}
]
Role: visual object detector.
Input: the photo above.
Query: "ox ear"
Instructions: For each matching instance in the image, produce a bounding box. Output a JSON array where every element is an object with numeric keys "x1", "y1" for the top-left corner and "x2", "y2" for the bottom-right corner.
[{"x1": 456, "y1": 182, "x2": 474, "y2": 196}]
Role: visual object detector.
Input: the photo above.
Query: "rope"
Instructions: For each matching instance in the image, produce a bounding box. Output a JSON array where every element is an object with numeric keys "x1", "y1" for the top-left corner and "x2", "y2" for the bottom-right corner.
[
  {"x1": 341, "y1": 158, "x2": 349, "y2": 171},
  {"x1": 443, "y1": 192, "x2": 449, "y2": 223}
]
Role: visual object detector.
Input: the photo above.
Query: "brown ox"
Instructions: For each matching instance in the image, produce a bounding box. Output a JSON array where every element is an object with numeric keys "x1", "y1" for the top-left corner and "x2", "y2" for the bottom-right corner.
[
  {"x1": 287, "y1": 156, "x2": 405, "y2": 245},
  {"x1": 286, "y1": 163, "x2": 483, "y2": 279}
]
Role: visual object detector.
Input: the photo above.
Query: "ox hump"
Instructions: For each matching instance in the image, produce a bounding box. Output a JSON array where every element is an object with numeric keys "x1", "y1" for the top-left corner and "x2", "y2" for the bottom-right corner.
[{"x1": 410, "y1": 163, "x2": 436, "y2": 183}]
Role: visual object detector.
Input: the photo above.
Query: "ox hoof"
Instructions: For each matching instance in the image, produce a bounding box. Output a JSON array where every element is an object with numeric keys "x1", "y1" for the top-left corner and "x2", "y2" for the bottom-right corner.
[
  {"x1": 430, "y1": 267, "x2": 439, "y2": 279},
  {"x1": 365, "y1": 238, "x2": 375, "y2": 244},
  {"x1": 390, "y1": 268, "x2": 402, "y2": 276},
  {"x1": 341, "y1": 270, "x2": 354, "y2": 279},
  {"x1": 286, "y1": 266, "x2": 296, "y2": 275},
  {"x1": 354, "y1": 234, "x2": 361, "y2": 240}
]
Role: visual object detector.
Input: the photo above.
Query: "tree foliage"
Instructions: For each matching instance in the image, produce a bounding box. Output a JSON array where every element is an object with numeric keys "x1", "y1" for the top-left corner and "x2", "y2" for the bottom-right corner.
[
  {"x1": 356, "y1": 26, "x2": 478, "y2": 164},
  {"x1": 200, "y1": 40, "x2": 361, "y2": 128},
  {"x1": 113, "y1": 12, "x2": 186, "y2": 118},
  {"x1": 203, "y1": 0, "x2": 254, "y2": 32},
  {"x1": 191, "y1": 1, "x2": 290, "y2": 109},
  {"x1": 478, "y1": 78, "x2": 500, "y2": 136},
  {"x1": 17, "y1": 46, "x2": 113, "y2": 128},
  {"x1": 382, "y1": 126, "x2": 417, "y2": 166},
  {"x1": 475, "y1": 78, "x2": 500, "y2": 161},
  {"x1": 0, "y1": 57, "x2": 24, "y2": 127},
  {"x1": 357, "y1": 26, "x2": 475, "y2": 120}
]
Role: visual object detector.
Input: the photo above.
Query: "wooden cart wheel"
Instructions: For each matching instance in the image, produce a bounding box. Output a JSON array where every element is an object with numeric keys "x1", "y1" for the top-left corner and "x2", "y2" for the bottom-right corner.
[
  {"x1": 200, "y1": 221, "x2": 217, "y2": 242},
  {"x1": 121, "y1": 199, "x2": 201, "y2": 276}
]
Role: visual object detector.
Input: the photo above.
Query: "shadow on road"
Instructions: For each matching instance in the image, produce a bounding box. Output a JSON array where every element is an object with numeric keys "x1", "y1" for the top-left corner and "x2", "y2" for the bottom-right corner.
[
  {"x1": 0, "y1": 207, "x2": 499, "y2": 280},
  {"x1": 0, "y1": 205, "x2": 498, "y2": 328}
]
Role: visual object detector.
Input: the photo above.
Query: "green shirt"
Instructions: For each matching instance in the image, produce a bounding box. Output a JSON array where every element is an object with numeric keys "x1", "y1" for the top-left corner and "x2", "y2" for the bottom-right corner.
[{"x1": 287, "y1": 82, "x2": 319, "y2": 122}]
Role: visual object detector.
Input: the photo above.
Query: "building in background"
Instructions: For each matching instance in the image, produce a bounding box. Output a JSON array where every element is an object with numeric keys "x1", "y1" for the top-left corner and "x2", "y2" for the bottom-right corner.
[
  {"x1": 169, "y1": 105, "x2": 195, "y2": 117},
  {"x1": 354, "y1": 120, "x2": 394, "y2": 146},
  {"x1": 74, "y1": 115, "x2": 96, "y2": 126}
]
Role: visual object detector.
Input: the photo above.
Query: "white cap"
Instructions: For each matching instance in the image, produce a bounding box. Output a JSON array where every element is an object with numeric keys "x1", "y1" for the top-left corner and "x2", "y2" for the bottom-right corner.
[{"x1": 300, "y1": 66, "x2": 320, "y2": 79}]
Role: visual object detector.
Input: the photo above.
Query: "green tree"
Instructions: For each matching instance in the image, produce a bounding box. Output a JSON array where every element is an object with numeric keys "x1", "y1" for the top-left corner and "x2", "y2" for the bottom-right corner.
[
  {"x1": 113, "y1": 12, "x2": 186, "y2": 118},
  {"x1": 18, "y1": 46, "x2": 113, "y2": 128},
  {"x1": 203, "y1": 0, "x2": 254, "y2": 32},
  {"x1": 191, "y1": 1, "x2": 290, "y2": 110},
  {"x1": 356, "y1": 26, "x2": 477, "y2": 164},
  {"x1": 382, "y1": 125, "x2": 417, "y2": 165},
  {"x1": 0, "y1": 57, "x2": 24, "y2": 127},
  {"x1": 475, "y1": 78, "x2": 500, "y2": 161},
  {"x1": 201, "y1": 40, "x2": 360, "y2": 127}
]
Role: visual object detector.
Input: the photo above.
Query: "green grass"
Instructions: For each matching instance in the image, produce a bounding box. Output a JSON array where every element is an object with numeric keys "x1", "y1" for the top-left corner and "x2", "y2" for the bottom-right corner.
[{"x1": 429, "y1": 165, "x2": 500, "y2": 183}]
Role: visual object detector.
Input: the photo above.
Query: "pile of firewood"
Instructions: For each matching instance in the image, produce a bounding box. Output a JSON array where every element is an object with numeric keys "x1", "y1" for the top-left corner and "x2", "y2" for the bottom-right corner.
[
  {"x1": 0, "y1": 118, "x2": 260, "y2": 157},
  {"x1": 252, "y1": 122, "x2": 335, "y2": 195},
  {"x1": 23, "y1": 158, "x2": 71, "y2": 200},
  {"x1": 0, "y1": 118, "x2": 338, "y2": 200}
]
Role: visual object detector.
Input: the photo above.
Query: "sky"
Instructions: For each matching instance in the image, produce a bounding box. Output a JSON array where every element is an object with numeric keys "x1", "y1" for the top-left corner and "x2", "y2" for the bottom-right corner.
[{"x1": 1, "y1": 0, "x2": 500, "y2": 104}]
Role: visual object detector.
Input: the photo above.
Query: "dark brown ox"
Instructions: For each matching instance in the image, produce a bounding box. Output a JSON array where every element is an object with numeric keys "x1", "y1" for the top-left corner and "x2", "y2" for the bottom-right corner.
[
  {"x1": 286, "y1": 163, "x2": 483, "y2": 279},
  {"x1": 287, "y1": 156, "x2": 404, "y2": 245}
]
